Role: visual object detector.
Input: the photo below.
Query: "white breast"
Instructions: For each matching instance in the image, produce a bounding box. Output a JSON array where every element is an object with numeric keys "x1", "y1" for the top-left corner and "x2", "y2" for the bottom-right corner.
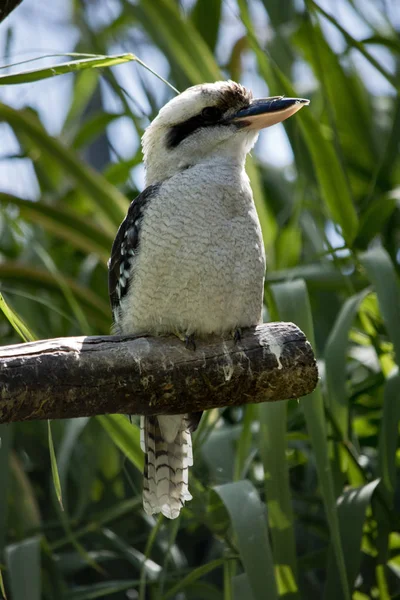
[{"x1": 117, "y1": 160, "x2": 266, "y2": 337}]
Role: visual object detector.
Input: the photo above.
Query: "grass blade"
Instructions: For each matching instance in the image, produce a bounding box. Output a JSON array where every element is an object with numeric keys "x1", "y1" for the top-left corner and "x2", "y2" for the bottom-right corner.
[
  {"x1": 48, "y1": 421, "x2": 63, "y2": 511},
  {"x1": 0, "y1": 425, "x2": 13, "y2": 556},
  {"x1": 97, "y1": 415, "x2": 143, "y2": 472},
  {"x1": 214, "y1": 480, "x2": 278, "y2": 600},
  {"x1": 0, "y1": 569, "x2": 7, "y2": 600},
  {"x1": 0, "y1": 263, "x2": 110, "y2": 325},
  {"x1": 34, "y1": 244, "x2": 91, "y2": 334},
  {"x1": 270, "y1": 280, "x2": 350, "y2": 600},
  {"x1": 0, "y1": 292, "x2": 36, "y2": 342},
  {"x1": 324, "y1": 480, "x2": 380, "y2": 599},
  {"x1": 360, "y1": 248, "x2": 400, "y2": 363},
  {"x1": 164, "y1": 558, "x2": 229, "y2": 599},
  {"x1": 258, "y1": 402, "x2": 299, "y2": 598},
  {"x1": 309, "y1": 0, "x2": 399, "y2": 92},
  {"x1": 0, "y1": 53, "x2": 136, "y2": 85},
  {"x1": 325, "y1": 290, "x2": 370, "y2": 440}
]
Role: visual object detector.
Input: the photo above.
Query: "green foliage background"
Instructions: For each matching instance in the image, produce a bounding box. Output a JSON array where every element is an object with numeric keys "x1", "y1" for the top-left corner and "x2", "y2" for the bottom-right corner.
[{"x1": 0, "y1": 0, "x2": 400, "y2": 599}]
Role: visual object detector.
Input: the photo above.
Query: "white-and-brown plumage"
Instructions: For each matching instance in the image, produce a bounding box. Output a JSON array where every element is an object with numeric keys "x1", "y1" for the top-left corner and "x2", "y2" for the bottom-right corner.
[{"x1": 108, "y1": 81, "x2": 309, "y2": 519}]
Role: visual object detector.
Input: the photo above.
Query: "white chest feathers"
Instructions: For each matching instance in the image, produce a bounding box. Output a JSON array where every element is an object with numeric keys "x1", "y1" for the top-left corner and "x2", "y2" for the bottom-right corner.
[{"x1": 117, "y1": 161, "x2": 266, "y2": 336}]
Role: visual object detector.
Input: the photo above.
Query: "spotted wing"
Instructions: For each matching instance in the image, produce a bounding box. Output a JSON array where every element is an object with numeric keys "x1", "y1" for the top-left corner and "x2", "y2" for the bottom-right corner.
[{"x1": 108, "y1": 183, "x2": 160, "y2": 327}]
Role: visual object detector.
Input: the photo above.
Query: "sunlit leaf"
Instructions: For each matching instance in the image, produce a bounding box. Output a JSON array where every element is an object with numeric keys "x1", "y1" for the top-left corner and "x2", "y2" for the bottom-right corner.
[
  {"x1": 0, "y1": 292, "x2": 36, "y2": 342},
  {"x1": 361, "y1": 247, "x2": 400, "y2": 363},
  {"x1": 131, "y1": 0, "x2": 221, "y2": 85},
  {"x1": 0, "y1": 569, "x2": 7, "y2": 600},
  {"x1": 0, "y1": 54, "x2": 136, "y2": 85},
  {"x1": 97, "y1": 415, "x2": 144, "y2": 472},
  {"x1": 48, "y1": 421, "x2": 64, "y2": 510},
  {"x1": 237, "y1": 0, "x2": 359, "y2": 244}
]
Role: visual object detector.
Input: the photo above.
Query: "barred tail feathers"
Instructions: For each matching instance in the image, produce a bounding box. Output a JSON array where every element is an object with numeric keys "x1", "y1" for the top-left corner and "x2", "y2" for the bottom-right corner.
[{"x1": 141, "y1": 414, "x2": 193, "y2": 519}]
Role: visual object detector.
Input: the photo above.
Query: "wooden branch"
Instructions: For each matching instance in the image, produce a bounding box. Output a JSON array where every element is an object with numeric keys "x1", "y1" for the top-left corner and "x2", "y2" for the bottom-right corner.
[{"x1": 0, "y1": 323, "x2": 318, "y2": 424}]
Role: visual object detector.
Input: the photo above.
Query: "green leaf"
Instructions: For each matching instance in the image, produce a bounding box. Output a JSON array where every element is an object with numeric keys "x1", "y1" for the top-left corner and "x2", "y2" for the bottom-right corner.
[
  {"x1": 292, "y1": 16, "x2": 375, "y2": 173},
  {"x1": 5, "y1": 537, "x2": 41, "y2": 600},
  {"x1": 214, "y1": 480, "x2": 278, "y2": 600},
  {"x1": 355, "y1": 196, "x2": 397, "y2": 249},
  {"x1": 0, "y1": 263, "x2": 110, "y2": 324},
  {"x1": 48, "y1": 421, "x2": 64, "y2": 510},
  {"x1": 102, "y1": 528, "x2": 160, "y2": 578},
  {"x1": 237, "y1": 0, "x2": 359, "y2": 244},
  {"x1": 72, "y1": 112, "x2": 123, "y2": 150},
  {"x1": 324, "y1": 480, "x2": 380, "y2": 599},
  {"x1": 246, "y1": 157, "x2": 278, "y2": 256},
  {"x1": 57, "y1": 418, "x2": 90, "y2": 512},
  {"x1": 258, "y1": 402, "x2": 299, "y2": 597},
  {"x1": 309, "y1": 0, "x2": 399, "y2": 93},
  {"x1": 34, "y1": 244, "x2": 91, "y2": 334},
  {"x1": 360, "y1": 247, "x2": 400, "y2": 363},
  {"x1": 131, "y1": 0, "x2": 221, "y2": 85},
  {"x1": 0, "y1": 292, "x2": 36, "y2": 342},
  {"x1": 233, "y1": 573, "x2": 254, "y2": 600},
  {"x1": 270, "y1": 280, "x2": 350, "y2": 600},
  {"x1": 0, "y1": 194, "x2": 112, "y2": 263},
  {"x1": 97, "y1": 415, "x2": 144, "y2": 472},
  {"x1": 0, "y1": 54, "x2": 136, "y2": 85},
  {"x1": 164, "y1": 558, "x2": 229, "y2": 599},
  {"x1": 0, "y1": 103, "x2": 129, "y2": 228},
  {"x1": 0, "y1": 568, "x2": 6, "y2": 600},
  {"x1": 190, "y1": 0, "x2": 222, "y2": 51},
  {"x1": 378, "y1": 370, "x2": 400, "y2": 500},
  {"x1": 325, "y1": 289, "x2": 370, "y2": 439},
  {"x1": 0, "y1": 425, "x2": 13, "y2": 556},
  {"x1": 64, "y1": 580, "x2": 140, "y2": 600},
  {"x1": 233, "y1": 405, "x2": 255, "y2": 481}
]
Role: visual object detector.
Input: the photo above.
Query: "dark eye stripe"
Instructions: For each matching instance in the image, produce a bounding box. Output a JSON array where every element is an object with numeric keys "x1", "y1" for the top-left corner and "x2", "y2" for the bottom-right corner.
[{"x1": 166, "y1": 107, "x2": 226, "y2": 149}]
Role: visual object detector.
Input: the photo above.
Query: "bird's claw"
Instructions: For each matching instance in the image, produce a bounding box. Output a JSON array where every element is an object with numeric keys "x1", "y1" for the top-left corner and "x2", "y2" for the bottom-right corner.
[
  {"x1": 233, "y1": 328, "x2": 242, "y2": 344},
  {"x1": 185, "y1": 333, "x2": 196, "y2": 351}
]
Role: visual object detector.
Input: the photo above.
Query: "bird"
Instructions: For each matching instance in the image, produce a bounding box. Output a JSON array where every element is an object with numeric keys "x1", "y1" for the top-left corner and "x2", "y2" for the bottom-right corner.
[{"x1": 108, "y1": 80, "x2": 309, "y2": 519}]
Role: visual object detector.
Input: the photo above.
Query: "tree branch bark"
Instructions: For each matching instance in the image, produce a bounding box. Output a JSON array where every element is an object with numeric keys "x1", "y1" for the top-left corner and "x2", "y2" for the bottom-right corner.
[{"x1": 0, "y1": 323, "x2": 318, "y2": 423}]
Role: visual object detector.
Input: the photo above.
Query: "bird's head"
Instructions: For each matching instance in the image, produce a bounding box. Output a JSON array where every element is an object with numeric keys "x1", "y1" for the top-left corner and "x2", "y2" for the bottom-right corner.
[{"x1": 142, "y1": 80, "x2": 309, "y2": 185}]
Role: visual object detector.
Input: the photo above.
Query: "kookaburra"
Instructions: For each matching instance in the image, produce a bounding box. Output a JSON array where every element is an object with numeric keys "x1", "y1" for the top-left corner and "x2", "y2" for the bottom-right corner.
[{"x1": 108, "y1": 80, "x2": 309, "y2": 519}]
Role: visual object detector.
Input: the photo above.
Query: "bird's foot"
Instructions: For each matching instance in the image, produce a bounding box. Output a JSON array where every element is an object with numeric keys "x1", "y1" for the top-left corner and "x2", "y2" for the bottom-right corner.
[
  {"x1": 233, "y1": 327, "x2": 242, "y2": 344},
  {"x1": 173, "y1": 330, "x2": 196, "y2": 351},
  {"x1": 185, "y1": 333, "x2": 196, "y2": 352}
]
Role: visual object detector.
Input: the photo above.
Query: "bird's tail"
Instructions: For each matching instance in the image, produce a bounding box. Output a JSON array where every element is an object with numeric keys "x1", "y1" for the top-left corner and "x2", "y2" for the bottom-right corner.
[{"x1": 140, "y1": 414, "x2": 193, "y2": 519}]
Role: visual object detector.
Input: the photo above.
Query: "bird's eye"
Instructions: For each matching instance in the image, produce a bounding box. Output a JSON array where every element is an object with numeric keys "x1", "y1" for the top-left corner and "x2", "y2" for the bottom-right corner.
[{"x1": 201, "y1": 106, "x2": 221, "y2": 121}]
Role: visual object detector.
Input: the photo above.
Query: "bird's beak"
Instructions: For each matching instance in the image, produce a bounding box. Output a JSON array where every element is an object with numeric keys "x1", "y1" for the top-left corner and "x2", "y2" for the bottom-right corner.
[{"x1": 232, "y1": 96, "x2": 310, "y2": 130}]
